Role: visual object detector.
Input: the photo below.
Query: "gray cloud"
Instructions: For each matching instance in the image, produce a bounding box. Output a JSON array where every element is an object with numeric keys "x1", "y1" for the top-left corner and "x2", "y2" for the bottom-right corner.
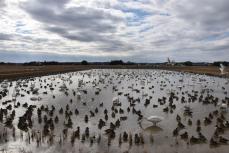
[
  {"x1": 0, "y1": 33, "x2": 12, "y2": 40},
  {"x1": 172, "y1": 0, "x2": 229, "y2": 31},
  {"x1": 25, "y1": 7, "x2": 121, "y2": 33},
  {"x1": 0, "y1": 0, "x2": 228, "y2": 63},
  {"x1": 0, "y1": 0, "x2": 5, "y2": 7},
  {"x1": 37, "y1": 0, "x2": 70, "y2": 8},
  {"x1": 21, "y1": 1, "x2": 123, "y2": 41},
  {"x1": 20, "y1": 0, "x2": 134, "y2": 53}
]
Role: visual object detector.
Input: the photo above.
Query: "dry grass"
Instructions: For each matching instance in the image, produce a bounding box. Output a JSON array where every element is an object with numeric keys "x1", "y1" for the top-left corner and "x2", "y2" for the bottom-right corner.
[
  {"x1": 0, "y1": 65, "x2": 228, "y2": 80},
  {"x1": 0, "y1": 65, "x2": 89, "y2": 80},
  {"x1": 160, "y1": 66, "x2": 229, "y2": 77}
]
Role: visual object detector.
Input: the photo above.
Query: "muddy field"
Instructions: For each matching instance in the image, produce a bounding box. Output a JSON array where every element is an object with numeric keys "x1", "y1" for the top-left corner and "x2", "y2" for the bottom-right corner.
[
  {"x1": 0, "y1": 65, "x2": 228, "y2": 81},
  {"x1": 0, "y1": 65, "x2": 90, "y2": 80},
  {"x1": 161, "y1": 66, "x2": 229, "y2": 78},
  {"x1": 0, "y1": 69, "x2": 229, "y2": 153}
]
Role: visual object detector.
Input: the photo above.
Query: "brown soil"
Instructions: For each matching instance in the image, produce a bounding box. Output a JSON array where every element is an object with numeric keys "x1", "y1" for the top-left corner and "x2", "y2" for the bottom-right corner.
[
  {"x1": 160, "y1": 66, "x2": 229, "y2": 77},
  {"x1": 0, "y1": 65, "x2": 228, "y2": 80}
]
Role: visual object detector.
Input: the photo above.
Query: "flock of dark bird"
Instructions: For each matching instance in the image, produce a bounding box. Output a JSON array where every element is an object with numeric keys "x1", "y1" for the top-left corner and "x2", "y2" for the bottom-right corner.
[{"x1": 0, "y1": 69, "x2": 228, "y2": 153}]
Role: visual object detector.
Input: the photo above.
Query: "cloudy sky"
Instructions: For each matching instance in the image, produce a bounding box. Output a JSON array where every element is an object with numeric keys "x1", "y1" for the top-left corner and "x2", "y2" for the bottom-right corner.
[{"x1": 0, "y1": 0, "x2": 229, "y2": 63}]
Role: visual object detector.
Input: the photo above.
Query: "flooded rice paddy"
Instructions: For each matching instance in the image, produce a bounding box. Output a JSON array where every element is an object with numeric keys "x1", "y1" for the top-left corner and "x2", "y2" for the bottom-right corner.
[{"x1": 0, "y1": 69, "x2": 229, "y2": 153}]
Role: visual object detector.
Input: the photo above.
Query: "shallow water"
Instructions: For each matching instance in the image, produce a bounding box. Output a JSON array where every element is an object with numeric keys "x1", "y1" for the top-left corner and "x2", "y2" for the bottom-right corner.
[{"x1": 0, "y1": 69, "x2": 229, "y2": 153}]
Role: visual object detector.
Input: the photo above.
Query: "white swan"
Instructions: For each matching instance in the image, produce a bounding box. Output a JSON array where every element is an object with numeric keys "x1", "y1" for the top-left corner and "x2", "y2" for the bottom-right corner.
[
  {"x1": 219, "y1": 103, "x2": 227, "y2": 112},
  {"x1": 219, "y1": 64, "x2": 226, "y2": 75},
  {"x1": 30, "y1": 97, "x2": 42, "y2": 101},
  {"x1": 1, "y1": 82, "x2": 8, "y2": 89},
  {"x1": 139, "y1": 116, "x2": 164, "y2": 126},
  {"x1": 112, "y1": 96, "x2": 120, "y2": 105},
  {"x1": 76, "y1": 92, "x2": 81, "y2": 99}
]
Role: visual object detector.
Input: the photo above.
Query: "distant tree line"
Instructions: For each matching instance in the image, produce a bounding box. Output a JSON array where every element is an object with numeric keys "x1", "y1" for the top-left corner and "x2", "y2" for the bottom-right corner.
[
  {"x1": 0, "y1": 60, "x2": 228, "y2": 66},
  {"x1": 109, "y1": 60, "x2": 124, "y2": 65},
  {"x1": 81, "y1": 60, "x2": 88, "y2": 65},
  {"x1": 183, "y1": 61, "x2": 193, "y2": 66},
  {"x1": 213, "y1": 61, "x2": 229, "y2": 66},
  {"x1": 23, "y1": 61, "x2": 81, "y2": 66},
  {"x1": 0, "y1": 62, "x2": 17, "y2": 65}
]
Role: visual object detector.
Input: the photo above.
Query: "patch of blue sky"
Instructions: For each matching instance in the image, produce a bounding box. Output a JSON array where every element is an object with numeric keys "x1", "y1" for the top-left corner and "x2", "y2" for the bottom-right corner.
[
  {"x1": 15, "y1": 21, "x2": 26, "y2": 27},
  {"x1": 139, "y1": 26, "x2": 153, "y2": 33},
  {"x1": 159, "y1": 12, "x2": 170, "y2": 16},
  {"x1": 16, "y1": 28, "x2": 32, "y2": 34},
  {"x1": 127, "y1": 8, "x2": 151, "y2": 20},
  {"x1": 117, "y1": 6, "x2": 152, "y2": 24},
  {"x1": 0, "y1": 50, "x2": 135, "y2": 63},
  {"x1": 202, "y1": 31, "x2": 229, "y2": 42},
  {"x1": 126, "y1": 21, "x2": 142, "y2": 26}
]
